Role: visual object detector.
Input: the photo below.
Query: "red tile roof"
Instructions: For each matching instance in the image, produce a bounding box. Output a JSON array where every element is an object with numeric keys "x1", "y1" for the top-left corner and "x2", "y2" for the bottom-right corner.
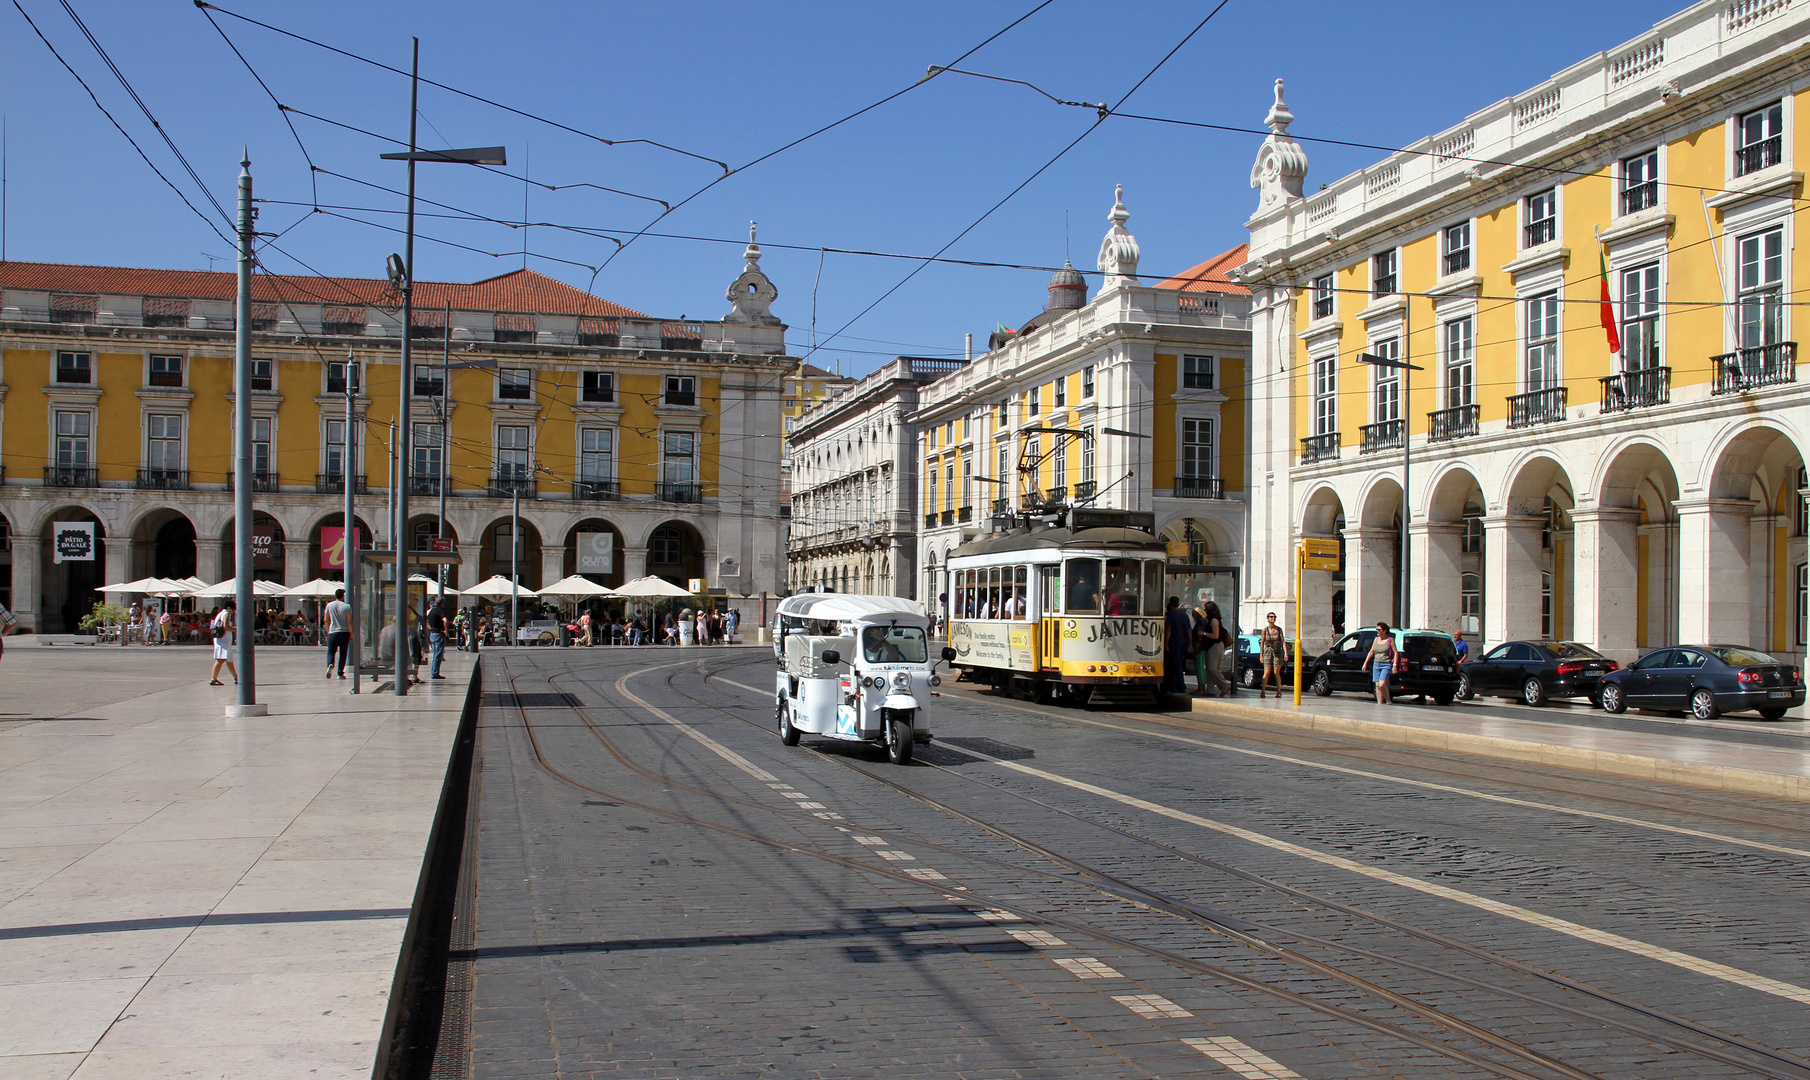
[
  {"x1": 0, "y1": 262, "x2": 646, "y2": 318},
  {"x1": 1155, "y1": 244, "x2": 1251, "y2": 296}
]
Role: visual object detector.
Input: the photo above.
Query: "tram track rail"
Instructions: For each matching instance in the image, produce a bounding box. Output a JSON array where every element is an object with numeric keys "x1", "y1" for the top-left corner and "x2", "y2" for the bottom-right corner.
[{"x1": 491, "y1": 649, "x2": 1810, "y2": 1080}]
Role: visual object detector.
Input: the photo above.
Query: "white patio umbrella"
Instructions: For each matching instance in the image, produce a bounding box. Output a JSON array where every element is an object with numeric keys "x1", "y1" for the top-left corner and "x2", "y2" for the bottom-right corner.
[
  {"x1": 613, "y1": 575, "x2": 695, "y2": 598},
  {"x1": 185, "y1": 577, "x2": 288, "y2": 598},
  {"x1": 537, "y1": 575, "x2": 617, "y2": 602},
  {"x1": 407, "y1": 573, "x2": 459, "y2": 597},
  {"x1": 281, "y1": 578, "x2": 349, "y2": 598},
  {"x1": 100, "y1": 576, "x2": 188, "y2": 595},
  {"x1": 462, "y1": 575, "x2": 537, "y2": 600}
]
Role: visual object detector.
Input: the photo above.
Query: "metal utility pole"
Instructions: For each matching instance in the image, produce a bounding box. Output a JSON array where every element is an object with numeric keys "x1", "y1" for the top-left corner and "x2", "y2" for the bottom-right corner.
[
  {"x1": 1357, "y1": 344, "x2": 1425, "y2": 629},
  {"x1": 345, "y1": 351, "x2": 360, "y2": 694},
  {"x1": 228, "y1": 151, "x2": 265, "y2": 717},
  {"x1": 438, "y1": 300, "x2": 450, "y2": 591},
  {"x1": 511, "y1": 484, "x2": 520, "y2": 647}
]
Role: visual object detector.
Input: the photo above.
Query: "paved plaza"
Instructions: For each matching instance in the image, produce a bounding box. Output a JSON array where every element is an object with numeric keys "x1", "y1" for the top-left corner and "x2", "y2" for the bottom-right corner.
[{"x1": 0, "y1": 644, "x2": 474, "y2": 1080}]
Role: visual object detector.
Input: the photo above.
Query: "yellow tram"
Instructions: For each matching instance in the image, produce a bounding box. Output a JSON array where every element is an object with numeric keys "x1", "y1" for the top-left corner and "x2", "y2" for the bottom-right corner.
[{"x1": 943, "y1": 509, "x2": 1168, "y2": 704}]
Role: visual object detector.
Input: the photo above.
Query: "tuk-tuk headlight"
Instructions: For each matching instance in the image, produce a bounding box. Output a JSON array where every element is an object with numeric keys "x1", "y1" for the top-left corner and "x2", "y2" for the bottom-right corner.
[
  {"x1": 929, "y1": 674, "x2": 942, "y2": 687},
  {"x1": 892, "y1": 672, "x2": 910, "y2": 691}
]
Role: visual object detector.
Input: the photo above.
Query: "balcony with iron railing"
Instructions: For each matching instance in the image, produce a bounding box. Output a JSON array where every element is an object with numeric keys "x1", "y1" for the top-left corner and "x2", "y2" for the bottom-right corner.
[
  {"x1": 1044, "y1": 485, "x2": 1067, "y2": 504},
  {"x1": 1736, "y1": 135, "x2": 1782, "y2": 177},
  {"x1": 1359, "y1": 419, "x2": 1405, "y2": 454},
  {"x1": 1712, "y1": 342, "x2": 1796, "y2": 395},
  {"x1": 924, "y1": 512, "x2": 938, "y2": 527},
  {"x1": 958, "y1": 505, "x2": 973, "y2": 523},
  {"x1": 573, "y1": 479, "x2": 620, "y2": 500},
  {"x1": 655, "y1": 480, "x2": 700, "y2": 503},
  {"x1": 315, "y1": 473, "x2": 368, "y2": 495},
  {"x1": 136, "y1": 468, "x2": 190, "y2": 491},
  {"x1": 1507, "y1": 385, "x2": 1568, "y2": 429},
  {"x1": 408, "y1": 475, "x2": 442, "y2": 497},
  {"x1": 226, "y1": 470, "x2": 281, "y2": 493},
  {"x1": 940, "y1": 509, "x2": 955, "y2": 526},
  {"x1": 1427, "y1": 404, "x2": 1479, "y2": 442},
  {"x1": 1523, "y1": 217, "x2": 1556, "y2": 247},
  {"x1": 44, "y1": 465, "x2": 99, "y2": 488},
  {"x1": 490, "y1": 475, "x2": 537, "y2": 499},
  {"x1": 1172, "y1": 476, "x2": 1224, "y2": 499},
  {"x1": 1600, "y1": 366, "x2": 1671, "y2": 413},
  {"x1": 1073, "y1": 479, "x2": 1097, "y2": 500},
  {"x1": 1620, "y1": 181, "x2": 1658, "y2": 215},
  {"x1": 1300, "y1": 432, "x2": 1340, "y2": 465},
  {"x1": 991, "y1": 497, "x2": 1010, "y2": 516}
]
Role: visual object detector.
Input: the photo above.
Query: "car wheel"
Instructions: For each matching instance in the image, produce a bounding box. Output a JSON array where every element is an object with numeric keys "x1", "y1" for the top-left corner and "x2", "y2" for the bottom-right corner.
[
  {"x1": 1599, "y1": 683, "x2": 1626, "y2": 714},
  {"x1": 1689, "y1": 688, "x2": 1719, "y2": 720},
  {"x1": 1456, "y1": 671, "x2": 1472, "y2": 701},
  {"x1": 1522, "y1": 677, "x2": 1546, "y2": 707},
  {"x1": 1241, "y1": 665, "x2": 1259, "y2": 689},
  {"x1": 1311, "y1": 669, "x2": 1332, "y2": 697},
  {"x1": 1758, "y1": 707, "x2": 1789, "y2": 720}
]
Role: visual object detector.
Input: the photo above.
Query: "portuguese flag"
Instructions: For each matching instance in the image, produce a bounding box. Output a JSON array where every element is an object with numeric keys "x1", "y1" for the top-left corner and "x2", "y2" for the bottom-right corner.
[{"x1": 1599, "y1": 246, "x2": 1621, "y2": 355}]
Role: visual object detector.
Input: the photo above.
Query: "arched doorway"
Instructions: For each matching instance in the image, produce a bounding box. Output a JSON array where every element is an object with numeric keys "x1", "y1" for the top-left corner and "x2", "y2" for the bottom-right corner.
[
  {"x1": 1159, "y1": 516, "x2": 1240, "y2": 637},
  {"x1": 647, "y1": 521, "x2": 704, "y2": 587},
  {"x1": 1423, "y1": 467, "x2": 1485, "y2": 637},
  {"x1": 0, "y1": 512, "x2": 13, "y2": 614},
  {"x1": 1356, "y1": 477, "x2": 1403, "y2": 630},
  {"x1": 1300, "y1": 486, "x2": 1345, "y2": 647},
  {"x1": 1698, "y1": 425, "x2": 1805, "y2": 653},
  {"x1": 222, "y1": 513, "x2": 286, "y2": 583},
  {"x1": 1498, "y1": 455, "x2": 1575, "y2": 644},
  {"x1": 40, "y1": 507, "x2": 105, "y2": 633},
  {"x1": 308, "y1": 513, "x2": 375, "y2": 582},
  {"x1": 562, "y1": 519, "x2": 625, "y2": 589},
  {"x1": 1593, "y1": 441, "x2": 1681, "y2": 657},
  {"x1": 481, "y1": 517, "x2": 543, "y2": 589}
]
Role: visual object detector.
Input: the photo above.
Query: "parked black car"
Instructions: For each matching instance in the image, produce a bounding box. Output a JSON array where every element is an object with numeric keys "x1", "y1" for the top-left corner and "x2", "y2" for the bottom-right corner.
[
  {"x1": 1308, "y1": 627, "x2": 1462, "y2": 704},
  {"x1": 1598, "y1": 645, "x2": 1805, "y2": 720},
  {"x1": 1459, "y1": 640, "x2": 1618, "y2": 706},
  {"x1": 1234, "y1": 631, "x2": 1296, "y2": 690}
]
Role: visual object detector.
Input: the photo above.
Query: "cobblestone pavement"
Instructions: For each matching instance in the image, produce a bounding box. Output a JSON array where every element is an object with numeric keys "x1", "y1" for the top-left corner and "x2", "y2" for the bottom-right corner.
[{"x1": 465, "y1": 646, "x2": 1810, "y2": 1079}]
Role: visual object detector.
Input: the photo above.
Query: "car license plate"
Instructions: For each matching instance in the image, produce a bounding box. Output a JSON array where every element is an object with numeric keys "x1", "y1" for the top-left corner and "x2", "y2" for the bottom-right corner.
[
  {"x1": 1424, "y1": 663, "x2": 1443, "y2": 672},
  {"x1": 1769, "y1": 690, "x2": 1790, "y2": 699}
]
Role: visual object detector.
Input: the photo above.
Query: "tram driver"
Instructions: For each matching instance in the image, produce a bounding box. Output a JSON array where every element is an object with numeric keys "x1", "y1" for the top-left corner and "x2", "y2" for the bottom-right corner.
[{"x1": 1067, "y1": 560, "x2": 1102, "y2": 613}]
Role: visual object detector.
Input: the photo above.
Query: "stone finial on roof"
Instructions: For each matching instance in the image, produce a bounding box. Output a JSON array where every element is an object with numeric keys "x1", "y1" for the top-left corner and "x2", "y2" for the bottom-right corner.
[
  {"x1": 1250, "y1": 78, "x2": 1309, "y2": 212},
  {"x1": 726, "y1": 219, "x2": 780, "y2": 325},
  {"x1": 1047, "y1": 258, "x2": 1087, "y2": 311},
  {"x1": 1097, "y1": 185, "x2": 1141, "y2": 292}
]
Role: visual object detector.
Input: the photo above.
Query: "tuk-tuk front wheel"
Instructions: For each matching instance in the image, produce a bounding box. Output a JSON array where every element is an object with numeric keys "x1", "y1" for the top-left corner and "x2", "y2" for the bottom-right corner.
[
  {"x1": 777, "y1": 699, "x2": 801, "y2": 746},
  {"x1": 884, "y1": 711, "x2": 914, "y2": 765}
]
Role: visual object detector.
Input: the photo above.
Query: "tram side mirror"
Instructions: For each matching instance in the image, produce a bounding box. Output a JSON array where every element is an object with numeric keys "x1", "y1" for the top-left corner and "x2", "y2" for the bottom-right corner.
[
  {"x1": 941, "y1": 647, "x2": 957, "y2": 663},
  {"x1": 820, "y1": 650, "x2": 840, "y2": 666}
]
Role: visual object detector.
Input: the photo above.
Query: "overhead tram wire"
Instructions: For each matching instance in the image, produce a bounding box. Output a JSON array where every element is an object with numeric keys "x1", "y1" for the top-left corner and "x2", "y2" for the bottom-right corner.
[{"x1": 10, "y1": 0, "x2": 232, "y2": 246}]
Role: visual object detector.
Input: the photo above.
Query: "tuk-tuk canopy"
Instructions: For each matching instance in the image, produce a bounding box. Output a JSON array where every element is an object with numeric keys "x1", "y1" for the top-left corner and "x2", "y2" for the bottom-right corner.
[{"x1": 776, "y1": 593, "x2": 928, "y2": 625}]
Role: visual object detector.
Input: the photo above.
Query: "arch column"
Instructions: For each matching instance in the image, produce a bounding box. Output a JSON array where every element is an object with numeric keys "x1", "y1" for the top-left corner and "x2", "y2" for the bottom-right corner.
[
  {"x1": 196, "y1": 540, "x2": 224, "y2": 585},
  {"x1": 1638, "y1": 521, "x2": 1679, "y2": 649},
  {"x1": 1295, "y1": 537, "x2": 1333, "y2": 652},
  {"x1": 1570, "y1": 507, "x2": 1640, "y2": 660},
  {"x1": 623, "y1": 544, "x2": 648, "y2": 581},
  {"x1": 1409, "y1": 522, "x2": 1464, "y2": 633},
  {"x1": 540, "y1": 546, "x2": 565, "y2": 590},
  {"x1": 1483, "y1": 514, "x2": 1545, "y2": 644},
  {"x1": 1343, "y1": 527, "x2": 1395, "y2": 631},
  {"x1": 103, "y1": 539, "x2": 134, "y2": 601},
  {"x1": 283, "y1": 541, "x2": 311, "y2": 589},
  {"x1": 1675, "y1": 497, "x2": 1757, "y2": 644},
  {"x1": 11, "y1": 537, "x2": 41, "y2": 631}
]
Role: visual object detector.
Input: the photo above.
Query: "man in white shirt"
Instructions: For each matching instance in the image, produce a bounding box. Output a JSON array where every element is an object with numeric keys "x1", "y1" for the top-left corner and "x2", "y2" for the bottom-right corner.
[{"x1": 322, "y1": 588, "x2": 353, "y2": 680}]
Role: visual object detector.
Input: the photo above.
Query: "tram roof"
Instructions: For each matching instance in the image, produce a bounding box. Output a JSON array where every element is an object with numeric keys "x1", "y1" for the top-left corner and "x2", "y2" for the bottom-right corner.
[
  {"x1": 775, "y1": 593, "x2": 928, "y2": 623},
  {"x1": 950, "y1": 525, "x2": 1162, "y2": 559}
]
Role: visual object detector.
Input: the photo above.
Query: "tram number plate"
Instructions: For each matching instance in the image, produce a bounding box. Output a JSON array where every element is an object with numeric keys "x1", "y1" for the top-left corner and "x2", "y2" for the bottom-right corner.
[{"x1": 1770, "y1": 690, "x2": 1791, "y2": 699}]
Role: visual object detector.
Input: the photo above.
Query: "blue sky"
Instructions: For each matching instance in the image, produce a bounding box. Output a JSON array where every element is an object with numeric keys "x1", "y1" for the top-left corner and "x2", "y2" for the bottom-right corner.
[{"x1": 3, "y1": 0, "x2": 1675, "y2": 376}]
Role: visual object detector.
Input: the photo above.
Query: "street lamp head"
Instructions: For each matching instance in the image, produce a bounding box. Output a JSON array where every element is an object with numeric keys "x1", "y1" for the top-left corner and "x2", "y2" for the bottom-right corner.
[
  {"x1": 1356, "y1": 351, "x2": 1425, "y2": 371},
  {"x1": 385, "y1": 253, "x2": 406, "y2": 291},
  {"x1": 380, "y1": 146, "x2": 507, "y2": 166}
]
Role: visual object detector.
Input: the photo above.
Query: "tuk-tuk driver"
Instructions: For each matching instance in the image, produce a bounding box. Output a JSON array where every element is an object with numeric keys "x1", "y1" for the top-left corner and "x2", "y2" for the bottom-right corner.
[{"x1": 862, "y1": 626, "x2": 907, "y2": 663}]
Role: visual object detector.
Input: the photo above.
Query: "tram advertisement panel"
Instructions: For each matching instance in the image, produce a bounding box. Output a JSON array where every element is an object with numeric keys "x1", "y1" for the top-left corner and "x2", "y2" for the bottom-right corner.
[
  {"x1": 1057, "y1": 616, "x2": 1163, "y2": 674},
  {"x1": 950, "y1": 620, "x2": 1034, "y2": 672}
]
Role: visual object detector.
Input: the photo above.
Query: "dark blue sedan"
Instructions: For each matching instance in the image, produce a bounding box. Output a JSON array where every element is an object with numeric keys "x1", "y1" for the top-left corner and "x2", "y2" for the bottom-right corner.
[{"x1": 1597, "y1": 645, "x2": 1804, "y2": 720}]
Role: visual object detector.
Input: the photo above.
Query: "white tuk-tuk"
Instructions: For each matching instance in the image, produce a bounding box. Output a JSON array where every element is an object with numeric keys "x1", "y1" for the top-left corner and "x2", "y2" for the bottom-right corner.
[{"x1": 772, "y1": 593, "x2": 954, "y2": 765}]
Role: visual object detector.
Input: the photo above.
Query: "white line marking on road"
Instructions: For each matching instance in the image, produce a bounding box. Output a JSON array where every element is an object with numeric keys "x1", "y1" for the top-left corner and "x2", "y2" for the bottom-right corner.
[
  {"x1": 901, "y1": 867, "x2": 948, "y2": 880},
  {"x1": 794, "y1": 801, "x2": 825, "y2": 809},
  {"x1": 812, "y1": 812, "x2": 842, "y2": 820},
  {"x1": 613, "y1": 669, "x2": 778, "y2": 782},
  {"x1": 1114, "y1": 993, "x2": 1190, "y2": 1019},
  {"x1": 959, "y1": 747, "x2": 1810, "y2": 1005},
  {"x1": 876, "y1": 850, "x2": 917, "y2": 861},
  {"x1": 1053, "y1": 956, "x2": 1123, "y2": 979},
  {"x1": 852, "y1": 836, "x2": 887, "y2": 845},
  {"x1": 1005, "y1": 928, "x2": 1066, "y2": 947},
  {"x1": 1183, "y1": 1036, "x2": 1305, "y2": 1078},
  {"x1": 974, "y1": 909, "x2": 1023, "y2": 922}
]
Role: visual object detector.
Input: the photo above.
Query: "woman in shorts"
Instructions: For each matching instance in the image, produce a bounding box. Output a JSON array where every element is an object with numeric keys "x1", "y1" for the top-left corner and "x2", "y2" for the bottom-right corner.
[{"x1": 1363, "y1": 621, "x2": 1396, "y2": 704}]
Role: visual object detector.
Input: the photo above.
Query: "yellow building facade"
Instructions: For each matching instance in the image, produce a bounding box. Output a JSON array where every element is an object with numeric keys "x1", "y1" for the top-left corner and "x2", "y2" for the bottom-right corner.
[
  {"x1": 1242, "y1": 0, "x2": 1810, "y2": 661},
  {"x1": 0, "y1": 244, "x2": 791, "y2": 632}
]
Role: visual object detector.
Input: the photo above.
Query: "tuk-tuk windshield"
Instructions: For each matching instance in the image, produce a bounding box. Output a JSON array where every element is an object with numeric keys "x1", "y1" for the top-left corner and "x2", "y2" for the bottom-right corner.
[{"x1": 862, "y1": 625, "x2": 928, "y2": 663}]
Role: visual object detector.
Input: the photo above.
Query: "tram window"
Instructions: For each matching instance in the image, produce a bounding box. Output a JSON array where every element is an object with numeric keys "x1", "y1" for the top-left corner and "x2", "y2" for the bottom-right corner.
[
  {"x1": 1040, "y1": 566, "x2": 1061, "y2": 615},
  {"x1": 1142, "y1": 561, "x2": 1163, "y2": 616},
  {"x1": 963, "y1": 570, "x2": 975, "y2": 618},
  {"x1": 1000, "y1": 567, "x2": 1014, "y2": 621},
  {"x1": 1103, "y1": 558, "x2": 1142, "y2": 616},
  {"x1": 1014, "y1": 566, "x2": 1028, "y2": 619},
  {"x1": 1066, "y1": 559, "x2": 1102, "y2": 613},
  {"x1": 987, "y1": 567, "x2": 1001, "y2": 619}
]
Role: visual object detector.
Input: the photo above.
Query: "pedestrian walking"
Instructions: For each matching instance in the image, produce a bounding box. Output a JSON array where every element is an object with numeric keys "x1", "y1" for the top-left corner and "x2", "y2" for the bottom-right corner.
[
  {"x1": 1200, "y1": 601, "x2": 1233, "y2": 698},
  {"x1": 727, "y1": 608, "x2": 740, "y2": 643},
  {"x1": 0, "y1": 601, "x2": 18, "y2": 666},
  {"x1": 1258, "y1": 612, "x2": 1286, "y2": 698},
  {"x1": 322, "y1": 588, "x2": 353, "y2": 679},
  {"x1": 579, "y1": 610, "x2": 594, "y2": 647},
  {"x1": 1364, "y1": 621, "x2": 1397, "y2": 704},
  {"x1": 124, "y1": 601, "x2": 141, "y2": 647},
  {"x1": 425, "y1": 597, "x2": 449, "y2": 680},
  {"x1": 1161, "y1": 596, "x2": 1191, "y2": 696},
  {"x1": 694, "y1": 607, "x2": 709, "y2": 646},
  {"x1": 157, "y1": 606, "x2": 173, "y2": 645},
  {"x1": 208, "y1": 600, "x2": 238, "y2": 686},
  {"x1": 632, "y1": 614, "x2": 648, "y2": 646}
]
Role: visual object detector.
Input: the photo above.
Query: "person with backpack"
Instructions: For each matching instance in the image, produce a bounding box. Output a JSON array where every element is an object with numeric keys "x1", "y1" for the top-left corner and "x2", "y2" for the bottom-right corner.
[
  {"x1": 1161, "y1": 596, "x2": 1192, "y2": 696},
  {"x1": 208, "y1": 600, "x2": 237, "y2": 686},
  {"x1": 1199, "y1": 601, "x2": 1233, "y2": 698}
]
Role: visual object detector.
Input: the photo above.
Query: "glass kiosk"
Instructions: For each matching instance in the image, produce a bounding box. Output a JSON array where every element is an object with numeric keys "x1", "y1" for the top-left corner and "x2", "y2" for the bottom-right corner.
[{"x1": 349, "y1": 547, "x2": 462, "y2": 690}]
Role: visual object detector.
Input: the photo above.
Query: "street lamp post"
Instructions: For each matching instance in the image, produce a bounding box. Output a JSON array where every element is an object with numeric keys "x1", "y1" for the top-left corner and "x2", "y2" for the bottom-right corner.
[
  {"x1": 377, "y1": 37, "x2": 504, "y2": 695},
  {"x1": 1357, "y1": 350, "x2": 1425, "y2": 626}
]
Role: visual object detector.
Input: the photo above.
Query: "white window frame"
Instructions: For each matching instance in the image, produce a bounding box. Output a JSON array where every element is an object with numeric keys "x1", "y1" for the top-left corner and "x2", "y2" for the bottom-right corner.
[
  {"x1": 660, "y1": 429, "x2": 695, "y2": 485},
  {"x1": 326, "y1": 360, "x2": 360, "y2": 395},
  {"x1": 55, "y1": 408, "x2": 93, "y2": 465},
  {"x1": 1081, "y1": 426, "x2": 1095, "y2": 486},
  {"x1": 1370, "y1": 249, "x2": 1398, "y2": 297},
  {"x1": 579, "y1": 426, "x2": 614, "y2": 482},
  {"x1": 414, "y1": 422, "x2": 445, "y2": 484},
  {"x1": 146, "y1": 412, "x2": 184, "y2": 471},
  {"x1": 148, "y1": 353, "x2": 185, "y2": 388},
  {"x1": 664, "y1": 374, "x2": 696, "y2": 406},
  {"x1": 1736, "y1": 226, "x2": 1786, "y2": 349},
  {"x1": 1441, "y1": 221, "x2": 1472, "y2": 277},
  {"x1": 1443, "y1": 317, "x2": 1474, "y2": 409},
  {"x1": 250, "y1": 357, "x2": 275, "y2": 392},
  {"x1": 1054, "y1": 376, "x2": 1067, "y2": 408},
  {"x1": 1523, "y1": 188, "x2": 1558, "y2": 248},
  {"x1": 1369, "y1": 337, "x2": 1401, "y2": 424},
  {"x1": 1311, "y1": 354, "x2": 1337, "y2": 436},
  {"x1": 1310, "y1": 274, "x2": 1334, "y2": 319},
  {"x1": 1619, "y1": 148, "x2": 1660, "y2": 216},
  {"x1": 1524, "y1": 292, "x2": 1561, "y2": 391},
  {"x1": 252, "y1": 416, "x2": 274, "y2": 475},
  {"x1": 1181, "y1": 354, "x2": 1216, "y2": 390},
  {"x1": 1734, "y1": 99, "x2": 1787, "y2": 178},
  {"x1": 1081, "y1": 365, "x2": 1095, "y2": 398},
  {"x1": 1620, "y1": 262, "x2": 1662, "y2": 370},
  {"x1": 324, "y1": 418, "x2": 349, "y2": 477},
  {"x1": 1180, "y1": 418, "x2": 1215, "y2": 480},
  {"x1": 497, "y1": 368, "x2": 533, "y2": 401},
  {"x1": 55, "y1": 350, "x2": 92, "y2": 385},
  {"x1": 495, "y1": 423, "x2": 532, "y2": 481}
]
